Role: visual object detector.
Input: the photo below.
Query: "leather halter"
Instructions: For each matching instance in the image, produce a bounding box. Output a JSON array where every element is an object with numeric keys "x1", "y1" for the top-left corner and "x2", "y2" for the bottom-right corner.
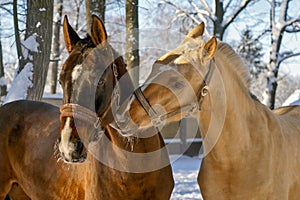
[
  {"x1": 59, "y1": 62, "x2": 119, "y2": 132},
  {"x1": 133, "y1": 59, "x2": 215, "y2": 126}
]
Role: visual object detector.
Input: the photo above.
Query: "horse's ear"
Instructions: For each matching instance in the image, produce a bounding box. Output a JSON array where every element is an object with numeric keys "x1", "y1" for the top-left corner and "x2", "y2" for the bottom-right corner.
[
  {"x1": 202, "y1": 36, "x2": 217, "y2": 61},
  {"x1": 187, "y1": 22, "x2": 205, "y2": 38},
  {"x1": 63, "y1": 15, "x2": 80, "y2": 53},
  {"x1": 91, "y1": 15, "x2": 107, "y2": 46}
]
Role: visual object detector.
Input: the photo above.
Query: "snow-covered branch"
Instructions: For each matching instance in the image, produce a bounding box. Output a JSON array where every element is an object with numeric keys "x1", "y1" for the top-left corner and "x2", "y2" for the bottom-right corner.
[
  {"x1": 198, "y1": 0, "x2": 211, "y2": 16},
  {"x1": 163, "y1": 0, "x2": 201, "y2": 24},
  {"x1": 284, "y1": 17, "x2": 300, "y2": 29},
  {"x1": 188, "y1": 0, "x2": 211, "y2": 22},
  {"x1": 285, "y1": 28, "x2": 300, "y2": 33}
]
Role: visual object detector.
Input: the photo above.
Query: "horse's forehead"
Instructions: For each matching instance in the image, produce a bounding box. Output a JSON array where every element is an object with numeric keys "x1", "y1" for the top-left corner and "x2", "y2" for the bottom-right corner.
[
  {"x1": 158, "y1": 37, "x2": 203, "y2": 63},
  {"x1": 62, "y1": 50, "x2": 82, "y2": 72}
]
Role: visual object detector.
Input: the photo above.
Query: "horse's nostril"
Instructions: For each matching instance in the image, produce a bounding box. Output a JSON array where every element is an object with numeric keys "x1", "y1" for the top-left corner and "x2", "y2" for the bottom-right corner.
[{"x1": 76, "y1": 140, "x2": 84, "y2": 153}]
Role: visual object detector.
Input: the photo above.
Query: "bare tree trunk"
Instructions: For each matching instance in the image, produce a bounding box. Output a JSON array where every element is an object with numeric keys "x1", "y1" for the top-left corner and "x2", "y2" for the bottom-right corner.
[
  {"x1": 86, "y1": 0, "x2": 106, "y2": 33},
  {"x1": 0, "y1": 19, "x2": 6, "y2": 99},
  {"x1": 73, "y1": 0, "x2": 84, "y2": 30},
  {"x1": 25, "y1": 0, "x2": 54, "y2": 100},
  {"x1": 126, "y1": 0, "x2": 139, "y2": 88},
  {"x1": 50, "y1": 0, "x2": 63, "y2": 94},
  {"x1": 213, "y1": 0, "x2": 225, "y2": 39},
  {"x1": 265, "y1": 0, "x2": 281, "y2": 109},
  {"x1": 264, "y1": 0, "x2": 296, "y2": 109},
  {"x1": 13, "y1": 0, "x2": 24, "y2": 73}
]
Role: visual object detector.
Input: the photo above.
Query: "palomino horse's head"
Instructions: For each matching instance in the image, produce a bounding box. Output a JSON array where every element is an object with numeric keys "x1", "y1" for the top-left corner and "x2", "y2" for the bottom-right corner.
[
  {"x1": 58, "y1": 15, "x2": 127, "y2": 163},
  {"x1": 123, "y1": 23, "x2": 217, "y2": 129}
]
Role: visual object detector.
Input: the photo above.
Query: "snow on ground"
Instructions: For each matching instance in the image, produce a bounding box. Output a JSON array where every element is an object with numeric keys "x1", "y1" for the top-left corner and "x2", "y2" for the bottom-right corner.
[{"x1": 170, "y1": 155, "x2": 203, "y2": 200}]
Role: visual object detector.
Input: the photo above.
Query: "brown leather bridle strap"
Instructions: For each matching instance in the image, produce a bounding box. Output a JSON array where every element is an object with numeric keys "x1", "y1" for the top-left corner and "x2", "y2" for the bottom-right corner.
[
  {"x1": 60, "y1": 103, "x2": 101, "y2": 129},
  {"x1": 60, "y1": 53, "x2": 120, "y2": 130},
  {"x1": 131, "y1": 59, "x2": 215, "y2": 126},
  {"x1": 134, "y1": 87, "x2": 157, "y2": 118}
]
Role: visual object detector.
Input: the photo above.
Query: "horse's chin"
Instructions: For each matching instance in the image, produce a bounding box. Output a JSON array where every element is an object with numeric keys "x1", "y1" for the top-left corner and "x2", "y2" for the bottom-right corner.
[
  {"x1": 55, "y1": 139, "x2": 88, "y2": 164},
  {"x1": 61, "y1": 153, "x2": 87, "y2": 164}
]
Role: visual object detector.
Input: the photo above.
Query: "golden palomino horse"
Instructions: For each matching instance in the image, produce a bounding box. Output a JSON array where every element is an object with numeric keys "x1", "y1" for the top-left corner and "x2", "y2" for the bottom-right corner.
[{"x1": 114, "y1": 23, "x2": 300, "y2": 199}]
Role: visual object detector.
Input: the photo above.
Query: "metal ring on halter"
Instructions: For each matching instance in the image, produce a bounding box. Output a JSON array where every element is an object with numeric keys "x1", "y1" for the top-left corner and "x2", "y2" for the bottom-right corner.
[
  {"x1": 94, "y1": 117, "x2": 101, "y2": 129},
  {"x1": 151, "y1": 116, "x2": 163, "y2": 127},
  {"x1": 201, "y1": 85, "x2": 209, "y2": 97}
]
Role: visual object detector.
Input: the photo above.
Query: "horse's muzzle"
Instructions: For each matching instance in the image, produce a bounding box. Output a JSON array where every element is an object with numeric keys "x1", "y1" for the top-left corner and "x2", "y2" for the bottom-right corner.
[{"x1": 57, "y1": 138, "x2": 87, "y2": 164}]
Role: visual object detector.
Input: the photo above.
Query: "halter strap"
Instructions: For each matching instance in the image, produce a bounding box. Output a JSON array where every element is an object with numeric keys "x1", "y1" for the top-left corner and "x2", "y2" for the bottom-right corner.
[
  {"x1": 134, "y1": 87, "x2": 157, "y2": 118},
  {"x1": 60, "y1": 59, "x2": 120, "y2": 130},
  {"x1": 60, "y1": 103, "x2": 101, "y2": 128},
  {"x1": 133, "y1": 59, "x2": 215, "y2": 126}
]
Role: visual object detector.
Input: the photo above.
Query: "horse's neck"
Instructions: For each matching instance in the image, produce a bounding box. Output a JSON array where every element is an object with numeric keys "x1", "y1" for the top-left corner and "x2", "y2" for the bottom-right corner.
[
  {"x1": 89, "y1": 125, "x2": 168, "y2": 171},
  {"x1": 200, "y1": 50, "x2": 276, "y2": 162},
  {"x1": 105, "y1": 125, "x2": 165, "y2": 153}
]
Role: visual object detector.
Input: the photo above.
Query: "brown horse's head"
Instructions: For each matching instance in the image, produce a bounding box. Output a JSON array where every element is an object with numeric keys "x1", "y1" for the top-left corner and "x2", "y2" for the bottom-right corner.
[{"x1": 58, "y1": 15, "x2": 127, "y2": 163}]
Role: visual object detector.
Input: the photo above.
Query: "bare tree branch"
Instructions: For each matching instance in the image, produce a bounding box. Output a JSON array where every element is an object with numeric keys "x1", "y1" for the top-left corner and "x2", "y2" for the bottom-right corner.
[
  {"x1": 278, "y1": 52, "x2": 300, "y2": 67},
  {"x1": 0, "y1": 2, "x2": 12, "y2": 6},
  {"x1": 224, "y1": 1, "x2": 233, "y2": 13},
  {"x1": 254, "y1": 28, "x2": 271, "y2": 42},
  {"x1": 223, "y1": 0, "x2": 253, "y2": 31},
  {"x1": 284, "y1": 17, "x2": 300, "y2": 28},
  {"x1": 285, "y1": 27, "x2": 300, "y2": 33},
  {"x1": 0, "y1": 6, "x2": 13, "y2": 15}
]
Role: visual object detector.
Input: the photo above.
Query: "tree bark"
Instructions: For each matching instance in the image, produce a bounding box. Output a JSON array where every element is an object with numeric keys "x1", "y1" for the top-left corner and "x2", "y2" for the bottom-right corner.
[
  {"x1": 50, "y1": 0, "x2": 63, "y2": 94},
  {"x1": 0, "y1": 19, "x2": 6, "y2": 98},
  {"x1": 265, "y1": 0, "x2": 289, "y2": 109},
  {"x1": 25, "y1": 0, "x2": 54, "y2": 100},
  {"x1": 213, "y1": 0, "x2": 224, "y2": 39},
  {"x1": 86, "y1": 0, "x2": 106, "y2": 33},
  {"x1": 13, "y1": 0, "x2": 24, "y2": 73},
  {"x1": 126, "y1": 0, "x2": 139, "y2": 88}
]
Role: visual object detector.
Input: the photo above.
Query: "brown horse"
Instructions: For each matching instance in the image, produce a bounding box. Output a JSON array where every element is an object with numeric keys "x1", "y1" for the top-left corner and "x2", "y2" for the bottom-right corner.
[
  {"x1": 0, "y1": 100, "x2": 86, "y2": 199},
  {"x1": 0, "y1": 16, "x2": 173, "y2": 199},
  {"x1": 115, "y1": 23, "x2": 300, "y2": 199},
  {"x1": 57, "y1": 15, "x2": 173, "y2": 199}
]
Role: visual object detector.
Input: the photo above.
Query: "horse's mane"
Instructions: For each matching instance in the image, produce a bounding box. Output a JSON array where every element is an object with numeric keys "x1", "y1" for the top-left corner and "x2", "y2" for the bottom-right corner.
[{"x1": 216, "y1": 42, "x2": 251, "y2": 88}]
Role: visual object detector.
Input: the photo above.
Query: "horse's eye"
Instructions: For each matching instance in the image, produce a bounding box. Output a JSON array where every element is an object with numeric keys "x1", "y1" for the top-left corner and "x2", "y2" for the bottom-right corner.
[
  {"x1": 173, "y1": 81, "x2": 184, "y2": 89},
  {"x1": 98, "y1": 80, "x2": 104, "y2": 86},
  {"x1": 58, "y1": 80, "x2": 62, "y2": 85}
]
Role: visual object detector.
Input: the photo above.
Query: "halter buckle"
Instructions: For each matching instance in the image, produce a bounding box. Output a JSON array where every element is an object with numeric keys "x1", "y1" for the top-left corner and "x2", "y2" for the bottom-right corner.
[
  {"x1": 201, "y1": 85, "x2": 209, "y2": 97},
  {"x1": 151, "y1": 116, "x2": 163, "y2": 127},
  {"x1": 94, "y1": 117, "x2": 101, "y2": 129}
]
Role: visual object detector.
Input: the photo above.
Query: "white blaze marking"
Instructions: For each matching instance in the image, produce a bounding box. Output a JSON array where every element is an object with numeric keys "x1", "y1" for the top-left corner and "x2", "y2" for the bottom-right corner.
[
  {"x1": 72, "y1": 64, "x2": 83, "y2": 83},
  {"x1": 59, "y1": 117, "x2": 75, "y2": 160}
]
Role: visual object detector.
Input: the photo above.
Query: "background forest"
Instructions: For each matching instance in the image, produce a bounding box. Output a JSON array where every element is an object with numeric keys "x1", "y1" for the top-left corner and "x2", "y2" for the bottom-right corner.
[{"x1": 0, "y1": 0, "x2": 299, "y2": 109}]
